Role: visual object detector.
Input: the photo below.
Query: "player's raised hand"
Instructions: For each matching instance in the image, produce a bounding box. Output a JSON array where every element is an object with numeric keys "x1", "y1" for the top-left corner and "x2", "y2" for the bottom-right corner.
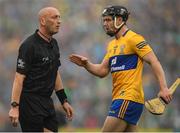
[{"x1": 69, "y1": 54, "x2": 88, "y2": 67}]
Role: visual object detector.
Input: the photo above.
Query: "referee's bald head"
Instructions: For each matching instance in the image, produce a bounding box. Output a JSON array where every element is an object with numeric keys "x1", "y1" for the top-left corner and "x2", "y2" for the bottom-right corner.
[{"x1": 38, "y1": 7, "x2": 60, "y2": 21}]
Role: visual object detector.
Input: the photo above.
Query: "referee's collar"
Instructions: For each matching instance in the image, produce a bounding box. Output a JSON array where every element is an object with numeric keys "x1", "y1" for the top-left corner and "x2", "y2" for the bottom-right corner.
[{"x1": 34, "y1": 29, "x2": 54, "y2": 48}]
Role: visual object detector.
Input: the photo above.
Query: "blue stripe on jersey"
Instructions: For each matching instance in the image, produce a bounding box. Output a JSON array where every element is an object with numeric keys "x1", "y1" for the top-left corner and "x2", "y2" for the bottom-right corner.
[{"x1": 109, "y1": 54, "x2": 138, "y2": 73}]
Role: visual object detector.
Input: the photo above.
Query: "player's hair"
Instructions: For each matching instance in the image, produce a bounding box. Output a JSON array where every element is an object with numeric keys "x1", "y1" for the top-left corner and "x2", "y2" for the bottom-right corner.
[{"x1": 102, "y1": 5, "x2": 130, "y2": 22}]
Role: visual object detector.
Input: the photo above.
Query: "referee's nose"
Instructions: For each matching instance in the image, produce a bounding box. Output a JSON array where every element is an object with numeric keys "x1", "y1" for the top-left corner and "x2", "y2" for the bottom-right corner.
[{"x1": 58, "y1": 17, "x2": 61, "y2": 24}]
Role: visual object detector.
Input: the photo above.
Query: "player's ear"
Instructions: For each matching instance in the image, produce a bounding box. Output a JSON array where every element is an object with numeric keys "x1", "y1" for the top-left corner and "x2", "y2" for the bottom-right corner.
[{"x1": 116, "y1": 16, "x2": 123, "y2": 24}]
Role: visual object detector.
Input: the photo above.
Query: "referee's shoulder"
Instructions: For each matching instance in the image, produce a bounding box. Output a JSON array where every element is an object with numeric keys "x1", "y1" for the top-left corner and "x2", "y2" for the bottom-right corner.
[
  {"x1": 18, "y1": 34, "x2": 36, "y2": 52},
  {"x1": 21, "y1": 33, "x2": 36, "y2": 45}
]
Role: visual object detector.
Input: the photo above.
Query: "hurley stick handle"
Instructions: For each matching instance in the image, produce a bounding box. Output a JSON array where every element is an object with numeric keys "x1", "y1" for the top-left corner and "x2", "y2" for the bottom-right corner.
[{"x1": 169, "y1": 78, "x2": 180, "y2": 95}]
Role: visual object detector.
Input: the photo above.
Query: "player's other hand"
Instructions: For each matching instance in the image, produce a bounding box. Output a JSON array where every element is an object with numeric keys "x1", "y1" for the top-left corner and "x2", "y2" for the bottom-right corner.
[
  {"x1": 9, "y1": 107, "x2": 19, "y2": 127},
  {"x1": 158, "y1": 88, "x2": 172, "y2": 104},
  {"x1": 62, "y1": 102, "x2": 74, "y2": 121},
  {"x1": 69, "y1": 54, "x2": 88, "y2": 67}
]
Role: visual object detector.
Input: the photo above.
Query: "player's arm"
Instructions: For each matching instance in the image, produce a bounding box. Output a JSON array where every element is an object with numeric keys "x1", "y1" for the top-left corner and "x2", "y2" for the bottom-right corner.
[
  {"x1": 143, "y1": 51, "x2": 172, "y2": 103},
  {"x1": 69, "y1": 54, "x2": 110, "y2": 78},
  {"x1": 85, "y1": 58, "x2": 109, "y2": 78},
  {"x1": 130, "y1": 34, "x2": 172, "y2": 103},
  {"x1": 54, "y1": 71, "x2": 73, "y2": 120}
]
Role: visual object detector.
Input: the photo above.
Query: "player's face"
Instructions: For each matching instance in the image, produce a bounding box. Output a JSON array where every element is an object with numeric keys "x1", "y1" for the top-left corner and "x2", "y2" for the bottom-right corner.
[
  {"x1": 45, "y1": 9, "x2": 61, "y2": 35},
  {"x1": 102, "y1": 16, "x2": 116, "y2": 35}
]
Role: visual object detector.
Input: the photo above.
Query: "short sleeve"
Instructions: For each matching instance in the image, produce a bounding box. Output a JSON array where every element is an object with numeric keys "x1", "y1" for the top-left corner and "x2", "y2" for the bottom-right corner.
[
  {"x1": 16, "y1": 43, "x2": 34, "y2": 75},
  {"x1": 103, "y1": 44, "x2": 110, "y2": 60},
  {"x1": 53, "y1": 39, "x2": 61, "y2": 68},
  {"x1": 56, "y1": 52, "x2": 61, "y2": 68},
  {"x1": 129, "y1": 34, "x2": 153, "y2": 58}
]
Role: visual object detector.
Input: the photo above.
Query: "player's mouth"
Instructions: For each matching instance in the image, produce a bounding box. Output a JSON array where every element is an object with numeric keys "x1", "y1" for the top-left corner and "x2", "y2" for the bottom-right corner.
[
  {"x1": 103, "y1": 26, "x2": 108, "y2": 30},
  {"x1": 56, "y1": 25, "x2": 60, "y2": 29}
]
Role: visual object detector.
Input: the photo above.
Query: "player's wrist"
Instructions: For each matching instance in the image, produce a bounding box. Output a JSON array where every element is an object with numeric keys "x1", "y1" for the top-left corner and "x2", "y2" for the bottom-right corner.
[
  {"x1": 56, "y1": 89, "x2": 68, "y2": 105},
  {"x1": 84, "y1": 60, "x2": 90, "y2": 69}
]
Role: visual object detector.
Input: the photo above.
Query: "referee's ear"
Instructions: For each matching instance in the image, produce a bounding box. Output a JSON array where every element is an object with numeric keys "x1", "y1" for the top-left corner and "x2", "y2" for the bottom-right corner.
[{"x1": 39, "y1": 17, "x2": 46, "y2": 26}]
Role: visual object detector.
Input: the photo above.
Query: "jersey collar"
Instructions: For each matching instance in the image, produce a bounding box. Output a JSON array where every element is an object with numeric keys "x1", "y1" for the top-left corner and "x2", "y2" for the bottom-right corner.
[{"x1": 34, "y1": 29, "x2": 54, "y2": 49}]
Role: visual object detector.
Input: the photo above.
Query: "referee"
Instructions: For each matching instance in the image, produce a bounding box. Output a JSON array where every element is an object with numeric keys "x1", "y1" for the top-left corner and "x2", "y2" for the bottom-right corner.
[{"x1": 9, "y1": 7, "x2": 73, "y2": 132}]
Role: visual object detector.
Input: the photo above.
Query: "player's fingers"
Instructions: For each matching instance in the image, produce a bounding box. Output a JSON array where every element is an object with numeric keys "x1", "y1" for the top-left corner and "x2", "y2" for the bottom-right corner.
[
  {"x1": 69, "y1": 54, "x2": 73, "y2": 58},
  {"x1": 69, "y1": 54, "x2": 82, "y2": 59},
  {"x1": 70, "y1": 56, "x2": 81, "y2": 63},
  {"x1": 72, "y1": 54, "x2": 84, "y2": 58},
  {"x1": 69, "y1": 58, "x2": 81, "y2": 64},
  {"x1": 69, "y1": 56, "x2": 76, "y2": 61},
  {"x1": 69, "y1": 55, "x2": 77, "y2": 60},
  {"x1": 81, "y1": 58, "x2": 88, "y2": 62},
  {"x1": 69, "y1": 57, "x2": 75, "y2": 62},
  {"x1": 164, "y1": 96, "x2": 171, "y2": 104},
  {"x1": 70, "y1": 57, "x2": 87, "y2": 67},
  {"x1": 167, "y1": 95, "x2": 172, "y2": 103},
  {"x1": 170, "y1": 95, "x2": 173, "y2": 101},
  {"x1": 70, "y1": 55, "x2": 86, "y2": 62},
  {"x1": 69, "y1": 54, "x2": 78, "y2": 58}
]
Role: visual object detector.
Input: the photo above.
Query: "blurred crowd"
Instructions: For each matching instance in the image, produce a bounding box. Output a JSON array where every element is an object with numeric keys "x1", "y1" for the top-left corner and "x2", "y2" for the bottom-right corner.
[{"x1": 0, "y1": 0, "x2": 179, "y2": 132}]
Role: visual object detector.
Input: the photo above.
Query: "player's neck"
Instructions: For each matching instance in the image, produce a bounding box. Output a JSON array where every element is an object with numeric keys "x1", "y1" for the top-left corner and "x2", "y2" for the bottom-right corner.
[{"x1": 115, "y1": 25, "x2": 128, "y2": 39}]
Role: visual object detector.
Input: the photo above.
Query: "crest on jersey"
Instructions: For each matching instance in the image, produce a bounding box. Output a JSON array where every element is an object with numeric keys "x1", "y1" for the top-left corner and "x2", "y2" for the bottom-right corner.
[
  {"x1": 120, "y1": 90, "x2": 125, "y2": 96},
  {"x1": 120, "y1": 44, "x2": 125, "y2": 54},
  {"x1": 113, "y1": 45, "x2": 118, "y2": 54}
]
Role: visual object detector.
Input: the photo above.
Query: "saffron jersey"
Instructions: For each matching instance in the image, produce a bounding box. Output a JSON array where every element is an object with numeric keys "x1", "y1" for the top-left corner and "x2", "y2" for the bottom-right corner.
[{"x1": 104, "y1": 30, "x2": 152, "y2": 104}]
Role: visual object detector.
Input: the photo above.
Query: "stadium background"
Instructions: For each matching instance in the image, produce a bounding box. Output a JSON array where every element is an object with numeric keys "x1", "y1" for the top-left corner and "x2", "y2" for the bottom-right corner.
[{"x1": 0, "y1": 0, "x2": 179, "y2": 132}]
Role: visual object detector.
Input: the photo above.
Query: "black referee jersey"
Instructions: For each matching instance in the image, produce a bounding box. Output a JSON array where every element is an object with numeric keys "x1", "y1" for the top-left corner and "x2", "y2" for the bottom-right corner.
[{"x1": 16, "y1": 29, "x2": 61, "y2": 96}]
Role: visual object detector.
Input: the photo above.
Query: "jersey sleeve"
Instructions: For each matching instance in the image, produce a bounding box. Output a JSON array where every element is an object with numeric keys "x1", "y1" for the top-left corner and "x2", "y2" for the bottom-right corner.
[
  {"x1": 103, "y1": 43, "x2": 110, "y2": 60},
  {"x1": 54, "y1": 39, "x2": 61, "y2": 68},
  {"x1": 56, "y1": 52, "x2": 61, "y2": 68},
  {"x1": 129, "y1": 34, "x2": 153, "y2": 58},
  {"x1": 16, "y1": 43, "x2": 34, "y2": 75}
]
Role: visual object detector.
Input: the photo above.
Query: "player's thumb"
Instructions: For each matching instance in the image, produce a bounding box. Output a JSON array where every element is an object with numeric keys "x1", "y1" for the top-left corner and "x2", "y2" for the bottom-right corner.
[{"x1": 81, "y1": 58, "x2": 88, "y2": 64}]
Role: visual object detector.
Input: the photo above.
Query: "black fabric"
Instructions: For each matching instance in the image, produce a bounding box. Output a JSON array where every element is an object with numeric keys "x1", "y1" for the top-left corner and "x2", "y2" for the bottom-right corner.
[
  {"x1": 17, "y1": 29, "x2": 61, "y2": 132},
  {"x1": 16, "y1": 30, "x2": 61, "y2": 96},
  {"x1": 19, "y1": 92, "x2": 58, "y2": 132},
  {"x1": 56, "y1": 89, "x2": 67, "y2": 104}
]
